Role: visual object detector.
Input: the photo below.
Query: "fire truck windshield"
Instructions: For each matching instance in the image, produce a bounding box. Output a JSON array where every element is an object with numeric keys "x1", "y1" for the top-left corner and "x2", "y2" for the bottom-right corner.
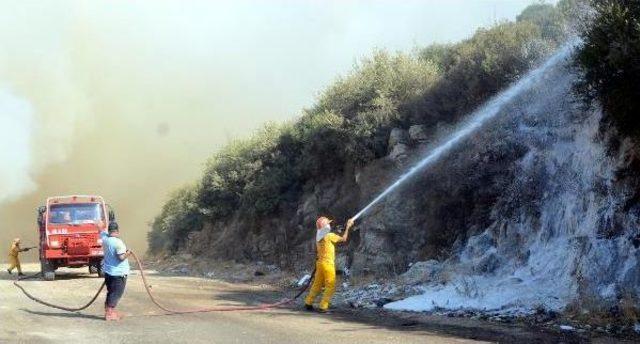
[{"x1": 49, "y1": 203, "x2": 104, "y2": 224}]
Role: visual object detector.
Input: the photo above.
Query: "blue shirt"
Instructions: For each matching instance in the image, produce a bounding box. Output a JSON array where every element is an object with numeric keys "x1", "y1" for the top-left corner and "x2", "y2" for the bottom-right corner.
[{"x1": 100, "y1": 231, "x2": 130, "y2": 277}]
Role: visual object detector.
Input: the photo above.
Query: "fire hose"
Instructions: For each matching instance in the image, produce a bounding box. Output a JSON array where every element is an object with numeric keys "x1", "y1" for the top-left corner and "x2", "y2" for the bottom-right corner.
[
  {"x1": 13, "y1": 273, "x2": 106, "y2": 312},
  {"x1": 14, "y1": 251, "x2": 315, "y2": 315}
]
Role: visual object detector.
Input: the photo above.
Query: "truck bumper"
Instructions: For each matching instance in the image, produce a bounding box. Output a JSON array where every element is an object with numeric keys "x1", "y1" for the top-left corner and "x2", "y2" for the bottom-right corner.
[{"x1": 44, "y1": 247, "x2": 104, "y2": 261}]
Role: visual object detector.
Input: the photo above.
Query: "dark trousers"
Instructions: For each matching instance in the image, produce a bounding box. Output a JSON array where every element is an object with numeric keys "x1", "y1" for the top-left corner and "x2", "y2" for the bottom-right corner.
[{"x1": 105, "y1": 274, "x2": 127, "y2": 308}]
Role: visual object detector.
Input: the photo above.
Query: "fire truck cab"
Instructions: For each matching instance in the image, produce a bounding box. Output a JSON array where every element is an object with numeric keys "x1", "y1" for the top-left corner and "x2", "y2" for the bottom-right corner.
[{"x1": 37, "y1": 195, "x2": 115, "y2": 281}]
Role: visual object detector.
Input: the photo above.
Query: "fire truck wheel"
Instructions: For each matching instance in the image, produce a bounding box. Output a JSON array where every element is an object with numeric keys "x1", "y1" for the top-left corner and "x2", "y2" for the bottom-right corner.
[
  {"x1": 43, "y1": 271, "x2": 55, "y2": 281},
  {"x1": 89, "y1": 260, "x2": 104, "y2": 277},
  {"x1": 40, "y1": 260, "x2": 56, "y2": 281}
]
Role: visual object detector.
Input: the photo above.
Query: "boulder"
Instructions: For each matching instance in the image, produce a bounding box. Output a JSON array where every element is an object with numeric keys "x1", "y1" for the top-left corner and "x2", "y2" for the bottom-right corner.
[
  {"x1": 461, "y1": 232, "x2": 495, "y2": 260},
  {"x1": 351, "y1": 230, "x2": 397, "y2": 275},
  {"x1": 400, "y1": 260, "x2": 442, "y2": 285},
  {"x1": 473, "y1": 252, "x2": 501, "y2": 274},
  {"x1": 408, "y1": 125, "x2": 429, "y2": 142},
  {"x1": 389, "y1": 143, "x2": 409, "y2": 162},
  {"x1": 388, "y1": 128, "x2": 409, "y2": 148}
]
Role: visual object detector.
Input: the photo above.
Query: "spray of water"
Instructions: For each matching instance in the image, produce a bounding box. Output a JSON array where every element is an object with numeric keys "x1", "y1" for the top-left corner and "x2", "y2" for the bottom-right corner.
[{"x1": 352, "y1": 43, "x2": 577, "y2": 221}]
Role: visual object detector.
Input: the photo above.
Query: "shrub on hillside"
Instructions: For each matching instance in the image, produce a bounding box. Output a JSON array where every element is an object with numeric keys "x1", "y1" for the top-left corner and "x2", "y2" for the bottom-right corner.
[
  {"x1": 148, "y1": 185, "x2": 202, "y2": 253},
  {"x1": 577, "y1": 0, "x2": 640, "y2": 139},
  {"x1": 199, "y1": 123, "x2": 289, "y2": 218},
  {"x1": 411, "y1": 20, "x2": 558, "y2": 126},
  {"x1": 315, "y1": 51, "x2": 441, "y2": 163},
  {"x1": 517, "y1": 2, "x2": 568, "y2": 41}
]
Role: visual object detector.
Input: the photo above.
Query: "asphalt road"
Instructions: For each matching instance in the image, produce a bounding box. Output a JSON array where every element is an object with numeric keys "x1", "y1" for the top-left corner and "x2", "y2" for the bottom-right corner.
[
  {"x1": 5, "y1": 263, "x2": 627, "y2": 344},
  {"x1": 2, "y1": 264, "x2": 494, "y2": 344}
]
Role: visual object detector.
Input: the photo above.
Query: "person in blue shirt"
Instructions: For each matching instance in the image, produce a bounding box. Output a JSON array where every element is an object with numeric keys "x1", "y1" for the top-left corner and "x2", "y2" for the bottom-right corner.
[{"x1": 100, "y1": 221, "x2": 131, "y2": 321}]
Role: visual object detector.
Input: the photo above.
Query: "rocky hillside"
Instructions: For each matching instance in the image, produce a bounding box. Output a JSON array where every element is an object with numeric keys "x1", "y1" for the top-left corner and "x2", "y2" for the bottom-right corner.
[
  {"x1": 149, "y1": 1, "x2": 574, "y2": 262},
  {"x1": 383, "y1": 45, "x2": 640, "y2": 316},
  {"x1": 149, "y1": 0, "x2": 640, "y2": 318}
]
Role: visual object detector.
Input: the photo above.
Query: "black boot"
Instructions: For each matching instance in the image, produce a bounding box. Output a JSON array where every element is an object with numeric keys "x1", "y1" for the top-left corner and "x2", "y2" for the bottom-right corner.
[{"x1": 304, "y1": 304, "x2": 314, "y2": 312}]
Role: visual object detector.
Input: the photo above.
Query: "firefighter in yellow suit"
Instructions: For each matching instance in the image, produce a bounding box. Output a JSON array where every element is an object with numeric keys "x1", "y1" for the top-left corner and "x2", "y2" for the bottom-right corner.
[
  {"x1": 304, "y1": 216, "x2": 355, "y2": 313},
  {"x1": 7, "y1": 238, "x2": 27, "y2": 276}
]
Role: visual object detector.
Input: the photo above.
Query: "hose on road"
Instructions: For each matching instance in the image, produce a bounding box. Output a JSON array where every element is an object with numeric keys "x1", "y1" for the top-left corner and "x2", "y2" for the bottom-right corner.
[
  {"x1": 13, "y1": 273, "x2": 106, "y2": 312},
  {"x1": 13, "y1": 251, "x2": 314, "y2": 315},
  {"x1": 130, "y1": 251, "x2": 312, "y2": 314}
]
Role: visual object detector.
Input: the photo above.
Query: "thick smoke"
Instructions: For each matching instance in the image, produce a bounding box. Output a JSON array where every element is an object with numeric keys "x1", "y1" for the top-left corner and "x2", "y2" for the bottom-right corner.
[
  {"x1": 0, "y1": 90, "x2": 36, "y2": 204},
  {"x1": 0, "y1": 1, "x2": 541, "y2": 259},
  {"x1": 0, "y1": 1, "x2": 316, "y2": 257},
  {"x1": 0, "y1": 2, "x2": 284, "y2": 257}
]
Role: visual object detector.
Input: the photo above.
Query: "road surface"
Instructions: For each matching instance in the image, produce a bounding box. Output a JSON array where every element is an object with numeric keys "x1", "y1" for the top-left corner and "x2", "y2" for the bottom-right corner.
[{"x1": 1, "y1": 264, "x2": 588, "y2": 343}]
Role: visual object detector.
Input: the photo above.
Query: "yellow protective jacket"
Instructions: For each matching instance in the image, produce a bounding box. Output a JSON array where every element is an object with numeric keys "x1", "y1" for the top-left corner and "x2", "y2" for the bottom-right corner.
[
  {"x1": 8, "y1": 243, "x2": 20, "y2": 258},
  {"x1": 305, "y1": 232, "x2": 342, "y2": 311},
  {"x1": 316, "y1": 233, "x2": 341, "y2": 265}
]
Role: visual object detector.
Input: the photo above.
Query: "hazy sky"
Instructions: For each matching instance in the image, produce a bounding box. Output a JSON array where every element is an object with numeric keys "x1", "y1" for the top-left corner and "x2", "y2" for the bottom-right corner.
[{"x1": 0, "y1": 0, "x2": 551, "y2": 257}]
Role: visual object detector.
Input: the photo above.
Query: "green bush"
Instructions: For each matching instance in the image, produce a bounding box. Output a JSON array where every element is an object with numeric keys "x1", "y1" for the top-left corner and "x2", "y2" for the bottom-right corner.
[
  {"x1": 314, "y1": 51, "x2": 441, "y2": 163},
  {"x1": 412, "y1": 20, "x2": 558, "y2": 126},
  {"x1": 577, "y1": 0, "x2": 640, "y2": 139},
  {"x1": 148, "y1": 185, "x2": 202, "y2": 253},
  {"x1": 316, "y1": 51, "x2": 439, "y2": 119},
  {"x1": 199, "y1": 123, "x2": 288, "y2": 218},
  {"x1": 291, "y1": 111, "x2": 347, "y2": 179},
  {"x1": 418, "y1": 43, "x2": 454, "y2": 72},
  {"x1": 517, "y1": 2, "x2": 567, "y2": 41}
]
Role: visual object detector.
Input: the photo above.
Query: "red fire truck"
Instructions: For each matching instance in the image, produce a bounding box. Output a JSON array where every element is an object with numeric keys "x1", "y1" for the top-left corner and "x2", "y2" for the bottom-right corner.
[{"x1": 37, "y1": 195, "x2": 115, "y2": 281}]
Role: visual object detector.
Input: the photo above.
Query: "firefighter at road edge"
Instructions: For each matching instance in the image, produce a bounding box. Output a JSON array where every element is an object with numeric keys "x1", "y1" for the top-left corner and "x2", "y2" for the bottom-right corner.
[
  {"x1": 304, "y1": 216, "x2": 355, "y2": 313},
  {"x1": 7, "y1": 238, "x2": 28, "y2": 276},
  {"x1": 100, "y1": 222, "x2": 131, "y2": 321}
]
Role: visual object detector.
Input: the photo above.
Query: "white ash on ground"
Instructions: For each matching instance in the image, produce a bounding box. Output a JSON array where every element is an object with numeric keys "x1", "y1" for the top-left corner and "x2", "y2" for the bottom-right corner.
[{"x1": 334, "y1": 281, "x2": 423, "y2": 310}]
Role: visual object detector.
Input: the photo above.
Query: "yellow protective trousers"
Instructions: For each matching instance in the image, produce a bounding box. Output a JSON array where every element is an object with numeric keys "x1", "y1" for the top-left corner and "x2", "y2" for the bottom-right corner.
[
  {"x1": 304, "y1": 261, "x2": 336, "y2": 311},
  {"x1": 8, "y1": 256, "x2": 21, "y2": 274}
]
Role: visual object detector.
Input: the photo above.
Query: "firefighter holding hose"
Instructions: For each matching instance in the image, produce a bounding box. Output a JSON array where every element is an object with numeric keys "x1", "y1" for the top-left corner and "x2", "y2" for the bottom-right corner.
[
  {"x1": 7, "y1": 238, "x2": 33, "y2": 276},
  {"x1": 304, "y1": 216, "x2": 355, "y2": 313},
  {"x1": 101, "y1": 222, "x2": 131, "y2": 321}
]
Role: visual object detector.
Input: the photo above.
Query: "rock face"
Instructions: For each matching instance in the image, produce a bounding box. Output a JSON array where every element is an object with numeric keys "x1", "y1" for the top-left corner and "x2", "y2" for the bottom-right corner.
[
  {"x1": 388, "y1": 128, "x2": 409, "y2": 148},
  {"x1": 400, "y1": 260, "x2": 442, "y2": 285},
  {"x1": 408, "y1": 125, "x2": 428, "y2": 143},
  {"x1": 387, "y1": 128, "x2": 411, "y2": 165},
  {"x1": 382, "y1": 49, "x2": 640, "y2": 313},
  {"x1": 185, "y1": 48, "x2": 640, "y2": 313},
  {"x1": 388, "y1": 143, "x2": 409, "y2": 162}
]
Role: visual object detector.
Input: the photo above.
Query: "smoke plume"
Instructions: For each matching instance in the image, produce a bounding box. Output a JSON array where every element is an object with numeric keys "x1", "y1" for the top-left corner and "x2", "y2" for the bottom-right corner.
[
  {"x1": 0, "y1": 90, "x2": 36, "y2": 204},
  {"x1": 0, "y1": 0, "x2": 539, "y2": 259}
]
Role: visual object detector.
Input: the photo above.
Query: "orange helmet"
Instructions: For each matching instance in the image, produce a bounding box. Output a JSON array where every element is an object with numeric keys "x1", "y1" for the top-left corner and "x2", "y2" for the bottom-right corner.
[{"x1": 316, "y1": 216, "x2": 332, "y2": 230}]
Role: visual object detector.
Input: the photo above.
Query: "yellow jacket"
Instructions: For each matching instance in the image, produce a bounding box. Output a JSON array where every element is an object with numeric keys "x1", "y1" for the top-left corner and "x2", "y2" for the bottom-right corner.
[
  {"x1": 316, "y1": 233, "x2": 341, "y2": 265},
  {"x1": 8, "y1": 243, "x2": 20, "y2": 258}
]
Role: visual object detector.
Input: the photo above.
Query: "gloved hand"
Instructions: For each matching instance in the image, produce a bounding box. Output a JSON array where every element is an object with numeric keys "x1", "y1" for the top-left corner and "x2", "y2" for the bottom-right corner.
[{"x1": 346, "y1": 218, "x2": 355, "y2": 230}]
